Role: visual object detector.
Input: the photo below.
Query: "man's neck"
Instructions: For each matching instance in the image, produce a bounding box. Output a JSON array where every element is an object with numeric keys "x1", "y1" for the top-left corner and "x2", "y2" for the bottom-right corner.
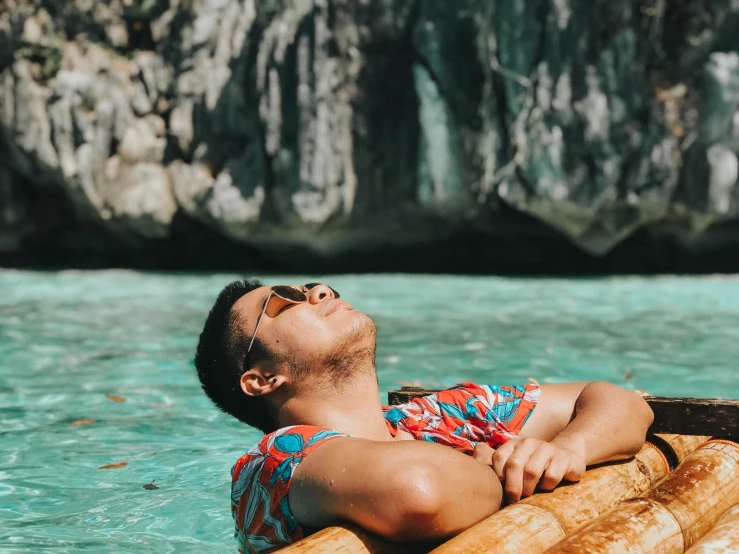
[{"x1": 276, "y1": 372, "x2": 393, "y2": 441}]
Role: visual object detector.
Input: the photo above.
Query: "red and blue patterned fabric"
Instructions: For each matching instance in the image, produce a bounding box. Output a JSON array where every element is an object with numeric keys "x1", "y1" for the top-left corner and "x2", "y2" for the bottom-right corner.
[
  {"x1": 382, "y1": 382, "x2": 540, "y2": 453},
  {"x1": 230, "y1": 426, "x2": 347, "y2": 553},
  {"x1": 230, "y1": 382, "x2": 539, "y2": 553}
]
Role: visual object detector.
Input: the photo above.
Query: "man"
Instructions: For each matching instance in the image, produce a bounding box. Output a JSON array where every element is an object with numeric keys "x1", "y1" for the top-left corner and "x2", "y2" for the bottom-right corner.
[{"x1": 195, "y1": 281, "x2": 653, "y2": 554}]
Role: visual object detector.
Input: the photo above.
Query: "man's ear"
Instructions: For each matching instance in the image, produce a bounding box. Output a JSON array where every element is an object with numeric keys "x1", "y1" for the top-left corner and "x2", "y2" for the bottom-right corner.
[{"x1": 240, "y1": 368, "x2": 286, "y2": 397}]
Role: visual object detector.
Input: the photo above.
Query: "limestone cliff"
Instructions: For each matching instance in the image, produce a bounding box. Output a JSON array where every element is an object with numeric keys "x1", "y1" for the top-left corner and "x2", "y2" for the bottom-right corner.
[{"x1": 2, "y1": 0, "x2": 739, "y2": 271}]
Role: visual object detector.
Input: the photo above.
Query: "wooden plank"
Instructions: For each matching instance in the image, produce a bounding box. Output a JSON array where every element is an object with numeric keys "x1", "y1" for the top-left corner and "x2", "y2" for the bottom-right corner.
[
  {"x1": 387, "y1": 388, "x2": 739, "y2": 437},
  {"x1": 647, "y1": 397, "x2": 739, "y2": 436}
]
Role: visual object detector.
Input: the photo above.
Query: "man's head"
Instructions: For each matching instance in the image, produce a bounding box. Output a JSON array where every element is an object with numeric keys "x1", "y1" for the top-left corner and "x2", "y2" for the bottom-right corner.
[{"x1": 194, "y1": 280, "x2": 377, "y2": 432}]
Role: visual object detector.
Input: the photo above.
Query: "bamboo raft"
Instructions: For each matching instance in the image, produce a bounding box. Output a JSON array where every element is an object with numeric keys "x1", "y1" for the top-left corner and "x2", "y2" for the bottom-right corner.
[{"x1": 279, "y1": 388, "x2": 739, "y2": 554}]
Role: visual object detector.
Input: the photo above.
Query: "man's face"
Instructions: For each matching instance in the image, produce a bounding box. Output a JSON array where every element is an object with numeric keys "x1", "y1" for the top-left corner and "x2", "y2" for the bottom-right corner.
[{"x1": 232, "y1": 284, "x2": 375, "y2": 382}]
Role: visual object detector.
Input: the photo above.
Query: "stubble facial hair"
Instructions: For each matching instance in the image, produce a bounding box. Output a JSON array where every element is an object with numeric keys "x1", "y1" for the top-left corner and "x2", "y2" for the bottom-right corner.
[{"x1": 291, "y1": 313, "x2": 377, "y2": 392}]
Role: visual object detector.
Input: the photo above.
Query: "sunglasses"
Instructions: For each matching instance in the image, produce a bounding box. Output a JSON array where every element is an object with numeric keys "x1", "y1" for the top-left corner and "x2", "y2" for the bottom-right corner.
[{"x1": 245, "y1": 283, "x2": 341, "y2": 362}]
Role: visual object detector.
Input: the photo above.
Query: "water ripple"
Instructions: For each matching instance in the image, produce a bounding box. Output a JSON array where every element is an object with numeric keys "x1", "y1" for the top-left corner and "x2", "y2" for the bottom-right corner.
[{"x1": 2, "y1": 271, "x2": 739, "y2": 551}]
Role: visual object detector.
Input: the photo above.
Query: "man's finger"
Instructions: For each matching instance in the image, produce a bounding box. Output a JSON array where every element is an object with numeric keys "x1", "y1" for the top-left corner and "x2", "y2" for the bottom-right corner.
[
  {"x1": 473, "y1": 443, "x2": 494, "y2": 466},
  {"x1": 520, "y1": 445, "x2": 554, "y2": 498},
  {"x1": 538, "y1": 454, "x2": 569, "y2": 491},
  {"x1": 503, "y1": 440, "x2": 540, "y2": 503},
  {"x1": 492, "y1": 440, "x2": 518, "y2": 480},
  {"x1": 563, "y1": 461, "x2": 585, "y2": 483}
]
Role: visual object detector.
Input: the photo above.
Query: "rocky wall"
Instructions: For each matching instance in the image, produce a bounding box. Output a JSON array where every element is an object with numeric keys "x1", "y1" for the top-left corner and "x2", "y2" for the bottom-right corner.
[{"x1": 1, "y1": 0, "x2": 739, "y2": 272}]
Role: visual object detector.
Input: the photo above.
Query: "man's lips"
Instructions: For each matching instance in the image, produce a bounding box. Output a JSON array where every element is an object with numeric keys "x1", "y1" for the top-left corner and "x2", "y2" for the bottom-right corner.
[{"x1": 323, "y1": 299, "x2": 351, "y2": 316}]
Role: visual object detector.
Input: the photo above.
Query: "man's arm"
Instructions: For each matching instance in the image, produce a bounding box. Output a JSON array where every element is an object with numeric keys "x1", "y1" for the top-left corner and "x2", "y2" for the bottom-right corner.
[
  {"x1": 289, "y1": 437, "x2": 502, "y2": 542},
  {"x1": 519, "y1": 381, "x2": 654, "y2": 463},
  {"x1": 478, "y1": 381, "x2": 654, "y2": 503}
]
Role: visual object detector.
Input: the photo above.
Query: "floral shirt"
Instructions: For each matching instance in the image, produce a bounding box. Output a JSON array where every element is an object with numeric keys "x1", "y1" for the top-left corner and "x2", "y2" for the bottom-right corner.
[{"x1": 230, "y1": 382, "x2": 540, "y2": 553}]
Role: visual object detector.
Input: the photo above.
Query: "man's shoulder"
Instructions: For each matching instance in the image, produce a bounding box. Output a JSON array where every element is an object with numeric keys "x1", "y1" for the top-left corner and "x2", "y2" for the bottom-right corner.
[
  {"x1": 230, "y1": 426, "x2": 351, "y2": 552},
  {"x1": 231, "y1": 425, "x2": 348, "y2": 485}
]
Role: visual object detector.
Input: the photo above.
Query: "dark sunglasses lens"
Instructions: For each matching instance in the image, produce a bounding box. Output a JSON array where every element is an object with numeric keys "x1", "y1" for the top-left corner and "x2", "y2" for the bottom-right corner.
[
  {"x1": 305, "y1": 283, "x2": 340, "y2": 298},
  {"x1": 272, "y1": 286, "x2": 307, "y2": 303}
]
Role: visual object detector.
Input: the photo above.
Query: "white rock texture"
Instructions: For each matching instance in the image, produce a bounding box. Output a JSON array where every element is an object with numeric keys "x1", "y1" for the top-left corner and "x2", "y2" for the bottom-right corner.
[{"x1": 2, "y1": 0, "x2": 739, "y2": 270}]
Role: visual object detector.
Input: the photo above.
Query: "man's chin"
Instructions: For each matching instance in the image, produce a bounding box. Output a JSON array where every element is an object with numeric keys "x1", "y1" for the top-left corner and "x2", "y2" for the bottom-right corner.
[
  {"x1": 346, "y1": 311, "x2": 376, "y2": 340},
  {"x1": 316, "y1": 312, "x2": 376, "y2": 381}
]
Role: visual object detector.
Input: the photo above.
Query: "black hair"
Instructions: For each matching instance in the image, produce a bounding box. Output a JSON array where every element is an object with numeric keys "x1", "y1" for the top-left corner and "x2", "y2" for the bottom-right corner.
[{"x1": 194, "y1": 279, "x2": 275, "y2": 433}]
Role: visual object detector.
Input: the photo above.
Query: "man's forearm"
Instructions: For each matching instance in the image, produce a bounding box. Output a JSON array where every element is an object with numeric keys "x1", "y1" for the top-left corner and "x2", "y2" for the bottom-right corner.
[
  {"x1": 485, "y1": 381, "x2": 654, "y2": 502},
  {"x1": 551, "y1": 382, "x2": 654, "y2": 465}
]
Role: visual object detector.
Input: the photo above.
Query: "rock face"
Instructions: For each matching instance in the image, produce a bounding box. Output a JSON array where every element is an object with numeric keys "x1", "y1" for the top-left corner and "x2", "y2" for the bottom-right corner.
[{"x1": 2, "y1": 0, "x2": 739, "y2": 272}]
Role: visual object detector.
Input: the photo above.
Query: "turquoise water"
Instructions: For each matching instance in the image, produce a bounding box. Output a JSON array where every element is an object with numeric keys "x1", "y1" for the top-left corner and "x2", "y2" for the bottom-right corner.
[{"x1": 2, "y1": 271, "x2": 739, "y2": 552}]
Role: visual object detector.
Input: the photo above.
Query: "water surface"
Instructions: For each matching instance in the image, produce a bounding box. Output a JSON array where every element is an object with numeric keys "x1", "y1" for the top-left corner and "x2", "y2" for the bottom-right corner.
[{"x1": 2, "y1": 271, "x2": 738, "y2": 552}]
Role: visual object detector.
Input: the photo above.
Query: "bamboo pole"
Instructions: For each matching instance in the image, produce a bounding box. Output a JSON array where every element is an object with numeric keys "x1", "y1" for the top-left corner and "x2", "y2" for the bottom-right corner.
[
  {"x1": 279, "y1": 435, "x2": 707, "y2": 554},
  {"x1": 277, "y1": 524, "x2": 413, "y2": 554},
  {"x1": 657, "y1": 433, "x2": 713, "y2": 461},
  {"x1": 429, "y1": 434, "x2": 707, "y2": 554},
  {"x1": 544, "y1": 498, "x2": 685, "y2": 553},
  {"x1": 543, "y1": 440, "x2": 739, "y2": 554},
  {"x1": 684, "y1": 504, "x2": 739, "y2": 554}
]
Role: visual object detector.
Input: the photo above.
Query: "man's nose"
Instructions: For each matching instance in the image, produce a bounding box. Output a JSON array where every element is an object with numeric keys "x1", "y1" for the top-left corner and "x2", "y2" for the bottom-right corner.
[{"x1": 305, "y1": 284, "x2": 336, "y2": 304}]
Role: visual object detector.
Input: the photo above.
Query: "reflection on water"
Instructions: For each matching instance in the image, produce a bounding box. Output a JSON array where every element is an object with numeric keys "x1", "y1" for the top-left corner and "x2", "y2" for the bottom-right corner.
[{"x1": 2, "y1": 270, "x2": 739, "y2": 552}]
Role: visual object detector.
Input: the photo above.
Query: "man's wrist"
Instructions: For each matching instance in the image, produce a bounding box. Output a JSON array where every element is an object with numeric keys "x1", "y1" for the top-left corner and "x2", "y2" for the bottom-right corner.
[{"x1": 550, "y1": 433, "x2": 588, "y2": 461}]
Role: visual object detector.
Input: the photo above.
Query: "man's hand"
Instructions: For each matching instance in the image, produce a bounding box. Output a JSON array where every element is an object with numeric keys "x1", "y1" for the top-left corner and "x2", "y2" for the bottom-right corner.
[{"x1": 473, "y1": 438, "x2": 586, "y2": 503}]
